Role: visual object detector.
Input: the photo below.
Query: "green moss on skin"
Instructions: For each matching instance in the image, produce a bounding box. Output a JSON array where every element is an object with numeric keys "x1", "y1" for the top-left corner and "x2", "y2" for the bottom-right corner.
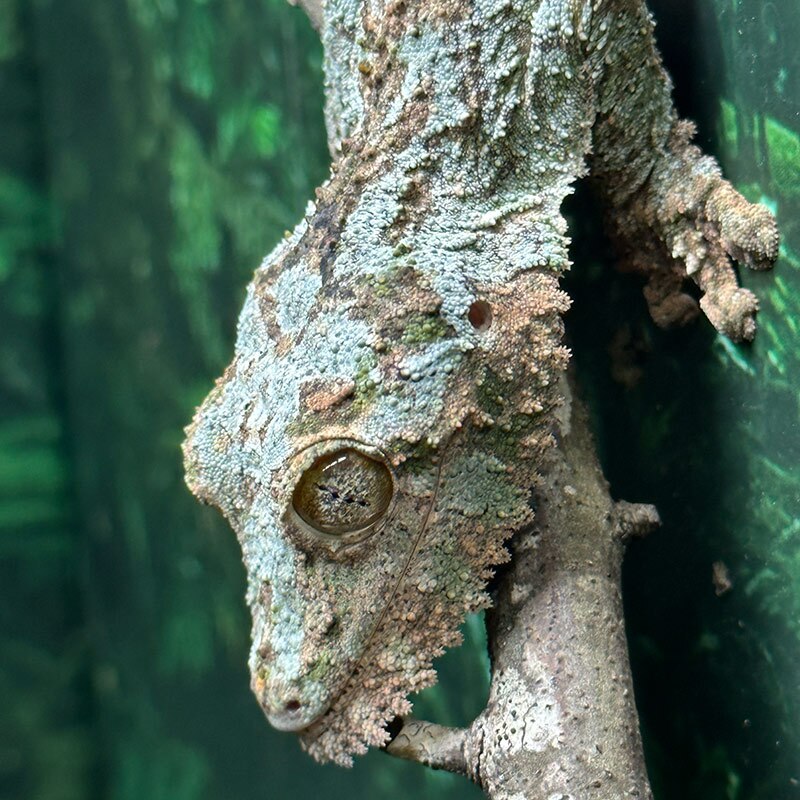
[{"x1": 400, "y1": 313, "x2": 452, "y2": 346}]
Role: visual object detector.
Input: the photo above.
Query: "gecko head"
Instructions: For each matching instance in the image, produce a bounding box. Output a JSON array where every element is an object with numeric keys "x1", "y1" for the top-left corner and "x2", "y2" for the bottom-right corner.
[
  {"x1": 243, "y1": 435, "x2": 442, "y2": 738},
  {"x1": 182, "y1": 190, "x2": 570, "y2": 762},
  {"x1": 182, "y1": 251, "x2": 478, "y2": 754}
]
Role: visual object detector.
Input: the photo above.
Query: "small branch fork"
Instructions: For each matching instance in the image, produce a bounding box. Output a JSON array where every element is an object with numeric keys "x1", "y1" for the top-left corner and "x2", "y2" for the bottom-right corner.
[
  {"x1": 386, "y1": 720, "x2": 470, "y2": 774},
  {"x1": 385, "y1": 376, "x2": 659, "y2": 800}
]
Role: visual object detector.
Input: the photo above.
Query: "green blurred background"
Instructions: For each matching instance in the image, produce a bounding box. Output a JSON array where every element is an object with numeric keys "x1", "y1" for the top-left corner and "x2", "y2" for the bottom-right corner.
[{"x1": 0, "y1": 1, "x2": 797, "y2": 798}]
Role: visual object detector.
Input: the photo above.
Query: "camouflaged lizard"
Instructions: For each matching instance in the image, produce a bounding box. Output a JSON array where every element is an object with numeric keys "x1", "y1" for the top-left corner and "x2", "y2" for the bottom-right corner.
[{"x1": 182, "y1": 0, "x2": 779, "y2": 766}]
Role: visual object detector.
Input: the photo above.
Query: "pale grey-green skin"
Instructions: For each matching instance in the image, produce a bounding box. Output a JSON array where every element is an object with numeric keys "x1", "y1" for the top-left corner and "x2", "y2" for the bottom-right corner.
[{"x1": 183, "y1": 0, "x2": 778, "y2": 766}]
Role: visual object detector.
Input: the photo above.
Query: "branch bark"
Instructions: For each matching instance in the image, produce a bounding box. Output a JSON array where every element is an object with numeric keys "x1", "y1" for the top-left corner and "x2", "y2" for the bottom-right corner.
[{"x1": 387, "y1": 377, "x2": 659, "y2": 800}]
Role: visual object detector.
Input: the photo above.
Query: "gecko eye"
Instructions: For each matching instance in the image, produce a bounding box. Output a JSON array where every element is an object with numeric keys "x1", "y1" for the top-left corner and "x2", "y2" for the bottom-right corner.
[{"x1": 292, "y1": 448, "x2": 393, "y2": 536}]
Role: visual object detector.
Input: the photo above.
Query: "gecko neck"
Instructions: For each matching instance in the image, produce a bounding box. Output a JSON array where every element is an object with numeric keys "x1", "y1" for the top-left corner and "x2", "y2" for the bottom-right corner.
[{"x1": 318, "y1": 0, "x2": 603, "y2": 286}]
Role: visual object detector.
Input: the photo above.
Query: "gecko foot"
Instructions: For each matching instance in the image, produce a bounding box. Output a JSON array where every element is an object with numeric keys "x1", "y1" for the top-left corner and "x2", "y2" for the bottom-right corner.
[
  {"x1": 637, "y1": 183, "x2": 779, "y2": 342},
  {"x1": 692, "y1": 182, "x2": 779, "y2": 341},
  {"x1": 648, "y1": 139, "x2": 779, "y2": 342},
  {"x1": 616, "y1": 123, "x2": 780, "y2": 343}
]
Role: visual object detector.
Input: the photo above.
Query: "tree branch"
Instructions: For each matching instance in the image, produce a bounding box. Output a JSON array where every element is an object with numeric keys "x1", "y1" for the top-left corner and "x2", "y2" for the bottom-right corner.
[{"x1": 385, "y1": 720, "x2": 468, "y2": 774}]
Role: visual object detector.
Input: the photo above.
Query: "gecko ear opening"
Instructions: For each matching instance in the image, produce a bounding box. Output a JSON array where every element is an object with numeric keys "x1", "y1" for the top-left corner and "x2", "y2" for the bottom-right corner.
[
  {"x1": 468, "y1": 300, "x2": 492, "y2": 331},
  {"x1": 291, "y1": 447, "x2": 394, "y2": 536}
]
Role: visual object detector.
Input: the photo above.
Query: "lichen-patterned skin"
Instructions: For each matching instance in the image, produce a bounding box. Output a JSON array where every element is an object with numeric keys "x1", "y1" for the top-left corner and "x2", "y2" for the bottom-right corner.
[{"x1": 182, "y1": 0, "x2": 778, "y2": 766}]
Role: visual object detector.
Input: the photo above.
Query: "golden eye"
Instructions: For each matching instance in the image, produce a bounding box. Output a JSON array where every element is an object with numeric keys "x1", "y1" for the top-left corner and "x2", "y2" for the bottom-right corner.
[{"x1": 292, "y1": 448, "x2": 393, "y2": 536}]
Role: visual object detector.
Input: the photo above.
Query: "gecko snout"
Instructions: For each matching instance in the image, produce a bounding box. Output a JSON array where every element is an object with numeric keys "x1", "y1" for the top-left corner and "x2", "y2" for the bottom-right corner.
[
  {"x1": 263, "y1": 695, "x2": 327, "y2": 732},
  {"x1": 255, "y1": 674, "x2": 331, "y2": 733},
  {"x1": 265, "y1": 698, "x2": 308, "y2": 731}
]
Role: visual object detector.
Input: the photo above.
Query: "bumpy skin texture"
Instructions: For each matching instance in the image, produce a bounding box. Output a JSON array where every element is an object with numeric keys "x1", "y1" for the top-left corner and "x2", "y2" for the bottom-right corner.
[{"x1": 182, "y1": 0, "x2": 778, "y2": 766}]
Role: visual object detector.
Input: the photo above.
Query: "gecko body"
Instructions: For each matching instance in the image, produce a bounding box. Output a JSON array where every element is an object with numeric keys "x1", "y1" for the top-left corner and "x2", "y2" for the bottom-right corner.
[{"x1": 183, "y1": 0, "x2": 778, "y2": 765}]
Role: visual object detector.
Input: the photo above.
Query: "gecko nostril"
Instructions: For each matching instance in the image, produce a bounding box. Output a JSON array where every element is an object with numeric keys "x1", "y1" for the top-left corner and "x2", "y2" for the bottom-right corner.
[
  {"x1": 323, "y1": 614, "x2": 340, "y2": 637},
  {"x1": 468, "y1": 300, "x2": 492, "y2": 331},
  {"x1": 284, "y1": 699, "x2": 302, "y2": 713}
]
